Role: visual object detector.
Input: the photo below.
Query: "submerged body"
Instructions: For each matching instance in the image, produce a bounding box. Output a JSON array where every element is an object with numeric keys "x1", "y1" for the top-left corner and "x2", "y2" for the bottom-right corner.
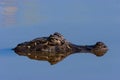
[{"x1": 13, "y1": 32, "x2": 108, "y2": 64}]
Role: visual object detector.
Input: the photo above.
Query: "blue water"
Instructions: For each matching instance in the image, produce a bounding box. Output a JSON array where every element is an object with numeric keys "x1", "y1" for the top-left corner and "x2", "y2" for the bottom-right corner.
[{"x1": 0, "y1": 0, "x2": 120, "y2": 80}]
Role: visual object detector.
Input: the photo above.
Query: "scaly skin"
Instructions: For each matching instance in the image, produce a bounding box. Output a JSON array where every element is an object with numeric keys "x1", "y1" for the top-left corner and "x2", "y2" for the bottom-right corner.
[
  {"x1": 13, "y1": 32, "x2": 108, "y2": 56},
  {"x1": 13, "y1": 32, "x2": 108, "y2": 64}
]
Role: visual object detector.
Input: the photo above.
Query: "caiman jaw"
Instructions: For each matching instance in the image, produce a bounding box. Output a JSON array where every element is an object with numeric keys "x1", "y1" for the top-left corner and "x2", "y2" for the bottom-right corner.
[{"x1": 90, "y1": 42, "x2": 108, "y2": 57}]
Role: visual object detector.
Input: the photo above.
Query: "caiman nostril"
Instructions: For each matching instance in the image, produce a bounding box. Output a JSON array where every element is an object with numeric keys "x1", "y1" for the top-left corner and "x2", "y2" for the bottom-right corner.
[{"x1": 91, "y1": 42, "x2": 108, "y2": 57}]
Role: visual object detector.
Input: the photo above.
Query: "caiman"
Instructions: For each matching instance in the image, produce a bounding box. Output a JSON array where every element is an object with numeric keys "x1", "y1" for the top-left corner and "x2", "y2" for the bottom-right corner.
[{"x1": 13, "y1": 32, "x2": 108, "y2": 65}]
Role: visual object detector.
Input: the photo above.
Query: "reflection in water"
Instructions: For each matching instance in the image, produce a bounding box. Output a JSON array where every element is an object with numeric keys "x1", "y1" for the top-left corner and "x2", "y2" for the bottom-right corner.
[
  {"x1": 0, "y1": 0, "x2": 18, "y2": 26},
  {"x1": 15, "y1": 51, "x2": 72, "y2": 65}
]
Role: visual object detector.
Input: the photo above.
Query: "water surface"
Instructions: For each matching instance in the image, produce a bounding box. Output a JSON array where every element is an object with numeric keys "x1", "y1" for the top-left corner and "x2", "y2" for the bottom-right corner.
[{"x1": 0, "y1": 0, "x2": 120, "y2": 80}]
